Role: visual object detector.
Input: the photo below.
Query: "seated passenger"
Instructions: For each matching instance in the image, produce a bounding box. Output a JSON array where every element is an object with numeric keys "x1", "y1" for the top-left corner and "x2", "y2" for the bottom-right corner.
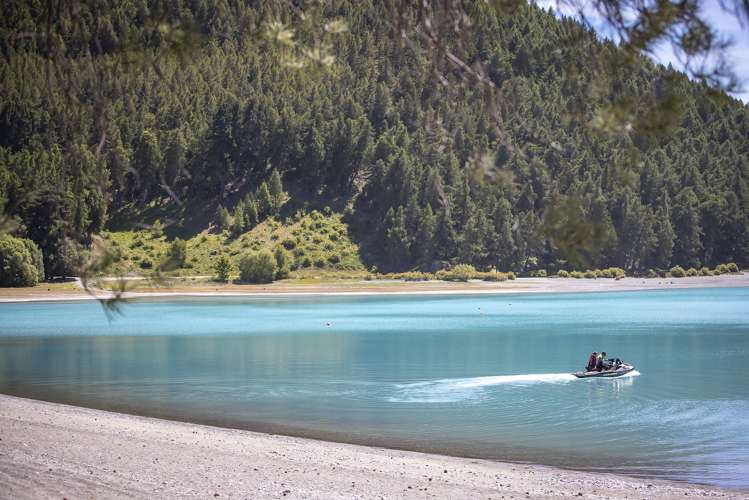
[
  {"x1": 595, "y1": 351, "x2": 607, "y2": 371},
  {"x1": 586, "y1": 351, "x2": 597, "y2": 371}
]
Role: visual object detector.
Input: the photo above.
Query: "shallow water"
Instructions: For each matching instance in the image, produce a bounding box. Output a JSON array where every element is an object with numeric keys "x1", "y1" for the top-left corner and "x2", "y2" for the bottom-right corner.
[{"x1": 1, "y1": 288, "x2": 748, "y2": 488}]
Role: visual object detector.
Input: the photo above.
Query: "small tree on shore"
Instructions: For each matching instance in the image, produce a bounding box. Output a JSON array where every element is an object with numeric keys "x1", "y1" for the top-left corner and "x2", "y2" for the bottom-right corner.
[
  {"x1": 274, "y1": 246, "x2": 291, "y2": 279},
  {"x1": 239, "y1": 250, "x2": 277, "y2": 283},
  {"x1": 0, "y1": 234, "x2": 45, "y2": 286},
  {"x1": 214, "y1": 254, "x2": 232, "y2": 282},
  {"x1": 168, "y1": 238, "x2": 187, "y2": 268}
]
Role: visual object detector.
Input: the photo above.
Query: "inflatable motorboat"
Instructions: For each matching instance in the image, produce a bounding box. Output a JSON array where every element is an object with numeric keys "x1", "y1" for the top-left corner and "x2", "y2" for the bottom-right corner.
[{"x1": 573, "y1": 362, "x2": 635, "y2": 378}]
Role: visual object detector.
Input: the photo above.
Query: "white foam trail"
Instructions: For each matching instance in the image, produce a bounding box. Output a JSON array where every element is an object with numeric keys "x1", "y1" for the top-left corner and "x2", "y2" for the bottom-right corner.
[{"x1": 388, "y1": 373, "x2": 577, "y2": 403}]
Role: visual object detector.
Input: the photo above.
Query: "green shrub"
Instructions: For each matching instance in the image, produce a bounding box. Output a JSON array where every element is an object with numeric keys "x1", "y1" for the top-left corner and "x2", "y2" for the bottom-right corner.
[
  {"x1": 282, "y1": 238, "x2": 297, "y2": 250},
  {"x1": 0, "y1": 234, "x2": 45, "y2": 286},
  {"x1": 239, "y1": 250, "x2": 277, "y2": 283},
  {"x1": 167, "y1": 238, "x2": 187, "y2": 268},
  {"x1": 139, "y1": 259, "x2": 153, "y2": 269},
  {"x1": 274, "y1": 247, "x2": 291, "y2": 279},
  {"x1": 714, "y1": 264, "x2": 728, "y2": 275},
  {"x1": 302, "y1": 256, "x2": 312, "y2": 268},
  {"x1": 329, "y1": 233, "x2": 339, "y2": 242},
  {"x1": 150, "y1": 219, "x2": 164, "y2": 239},
  {"x1": 130, "y1": 239, "x2": 144, "y2": 249},
  {"x1": 323, "y1": 242, "x2": 334, "y2": 251},
  {"x1": 583, "y1": 269, "x2": 597, "y2": 278},
  {"x1": 727, "y1": 262, "x2": 740, "y2": 273},
  {"x1": 570, "y1": 271, "x2": 584, "y2": 279},
  {"x1": 314, "y1": 257, "x2": 325, "y2": 268},
  {"x1": 214, "y1": 254, "x2": 232, "y2": 282},
  {"x1": 437, "y1": 264, "x2": 477, "y2": 282},
  {"x1": 477, "y1": 270, "x2": 511, "y2": 281},
  {"x1": 699, "y1": 266, "x2": 712, "y2": 276},
  {"x1": 669, "y1": 265, "x2": 686, "y2": 278},
  {"x1": 609, "y1": 267, "x2": 626, "y2": 279},
  {"x1": 528, "y1": 269, "x2": 547, "y2": 277},
  {"x1": 686, "y1": 267, "x2": 698, "y2": 277},
  {"x1": 327, "y1": 253, "x2": 340, "y2": 264},
  {"x1": 646, "y1": 269, "x2": 658, "y2": 278},
  {"x1": 557, "y1": 270, "x2": 570, "y2": 278}
]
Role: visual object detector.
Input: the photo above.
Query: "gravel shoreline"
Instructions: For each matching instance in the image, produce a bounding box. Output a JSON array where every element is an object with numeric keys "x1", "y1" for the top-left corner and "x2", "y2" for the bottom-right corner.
[
  {"x1": 1, "y1": 395, "x2": 745, "y2": 499},
  {"x1": 1, "y1": 274, "x2": 748, "y2": 302}
]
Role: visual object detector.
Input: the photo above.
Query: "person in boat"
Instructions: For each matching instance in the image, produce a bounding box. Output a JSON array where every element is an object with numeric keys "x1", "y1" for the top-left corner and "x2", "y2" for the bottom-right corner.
[
  {"x1": 586, "y1": 351, "x2": 598, "y2": 371},
  {"x1": 595, "y1": 351, "x2": 607, "y2": 371}
]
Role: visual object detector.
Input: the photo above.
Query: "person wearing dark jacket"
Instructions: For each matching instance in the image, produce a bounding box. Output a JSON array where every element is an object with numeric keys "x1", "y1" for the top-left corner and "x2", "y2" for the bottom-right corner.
[{"x1": 586, "y1": 352, "x2": 597, "y2": 371}]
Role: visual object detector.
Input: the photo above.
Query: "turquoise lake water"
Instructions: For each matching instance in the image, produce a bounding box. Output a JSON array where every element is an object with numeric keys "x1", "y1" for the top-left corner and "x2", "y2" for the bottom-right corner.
[{"x1": 1, "y1": 288, "x2": 748, "y2": 488}]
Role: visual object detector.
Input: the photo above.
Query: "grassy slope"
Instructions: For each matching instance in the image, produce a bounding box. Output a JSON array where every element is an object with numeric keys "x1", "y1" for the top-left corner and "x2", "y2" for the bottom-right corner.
[{"x1": 103, "y1": 210, "x2": 365, "y2": 279}]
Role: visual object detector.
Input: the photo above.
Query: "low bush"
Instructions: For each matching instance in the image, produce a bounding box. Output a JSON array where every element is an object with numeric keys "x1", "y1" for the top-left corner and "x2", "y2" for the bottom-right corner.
[
  {"x1": 274, "y1": 247, "x2": 291, "y2": 279},
  {"x1": 327, "y1": 253, "x2": 340, "y2": 264},
  {"x1": 699, "y1": 266, "x2": 712, "y2": 276},
  {"x1": 686, "y1": 267, "x2": 698, "y2": 277},
  {"x1": 0, "y1": 234, "x2": 45, "y2": 286},
  {"x1": 557, "y1": 270, "x2": 570, "y2": 278},
  {"x1": 281, "y1": 238, "x2": 296, "y2": 250},
  {"x1": 727, "y1": 262, "x2": 740, "y2": 273},
  {"x1": 139, "y1": 259, "x2": 153, "y2": 269},
  {"x1": 583, "y1": 269, "x2": 597, "y2": 279},
  {"x1": 314, "y1": 257, "x2": 325, "y2": 268},
  {"x1": 476, "y1": 270, "x2": 513, "y2": 281},
  {"x1": 714, "y1": 264, "x2": 728, "y2": 275},
  {"x1": 646, "y1": 269, "x2": 658, "y2": 278},
  {"x1": 528, "y1": 269, "x2": 547, "y2": 278},
  {"x1": 239, "y1": 250, "x2": 277, "y2": 283},
  {"x1": 570, "y1": 271, "x2": 584, "y2": 279},
  {"x1": 669, "y1": 265, "x2": 686, "y2": 277},
  {"x1": 436, "y1": 264, "x2": 477, "y2": 282}
]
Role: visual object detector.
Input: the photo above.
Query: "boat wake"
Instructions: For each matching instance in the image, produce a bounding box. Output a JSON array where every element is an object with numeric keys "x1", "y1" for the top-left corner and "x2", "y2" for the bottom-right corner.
[{"x1": 388, "y1": 373, "x2": 577, "y2": 403}]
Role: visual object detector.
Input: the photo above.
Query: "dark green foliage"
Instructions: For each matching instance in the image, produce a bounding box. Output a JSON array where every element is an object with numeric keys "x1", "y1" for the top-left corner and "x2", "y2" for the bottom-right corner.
[
  {"x1": 670, "y1": 265, "x2": 687, "y2": 277},
  {"x1": 269, "y1": 170, "x2": 284, "y2": 213},
  {"x1": 1, "y1": 0, "x2": 748, "y2": 277},
  {"x1": 214, "y1": 254, "x2": 232, "y2": 282},
  {"x1": 256, "y1": 183, "x2": 273, "y2": 220},
  {"x1": 0, "y1": 234, "x2": 44, "y2": 286},
  {"x1": 168, "y1": 238, "x2": 187, "y2": 268},
  {"x1": 216, "y1": 206, "x2": 230, "y2": 231},
  {"x1": 239, "y1": 250, "x2": 276, "y2": 283},
  {"x1": 273, "y1": 246, "x2": 290, "y2": 279},
  {"x1": 232, "y1": 203, "x2": 247, "y2": 236}
]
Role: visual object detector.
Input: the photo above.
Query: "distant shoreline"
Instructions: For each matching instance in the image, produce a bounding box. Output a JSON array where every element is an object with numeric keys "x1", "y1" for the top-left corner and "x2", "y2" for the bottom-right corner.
[
  {"x1": 1, "y1": 394, "x2": 744, "y2": 499},
  {"x1": 0, "y1": 273, "x2": 748, "y2": 303}
]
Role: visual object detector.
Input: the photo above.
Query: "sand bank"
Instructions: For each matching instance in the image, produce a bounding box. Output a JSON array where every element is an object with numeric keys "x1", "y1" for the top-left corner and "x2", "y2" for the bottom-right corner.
[
  {"x1": 0, "y1": 273, "x2": 748, "y2": 303},
  {"x1": 0, "y1": 395, "x2": 743, "y2": 499}
]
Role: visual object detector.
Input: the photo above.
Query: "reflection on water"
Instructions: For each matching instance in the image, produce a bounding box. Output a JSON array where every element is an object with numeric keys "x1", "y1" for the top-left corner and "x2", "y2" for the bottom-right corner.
[{"x1": 1, "y1": 288, "x2": 749, "y2": 488}]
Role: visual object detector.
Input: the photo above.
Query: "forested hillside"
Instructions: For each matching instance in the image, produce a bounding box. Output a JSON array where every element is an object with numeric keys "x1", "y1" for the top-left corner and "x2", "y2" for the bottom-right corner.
[{"x1": 1, "y1": 0, "x2": 748, "y2": 279}]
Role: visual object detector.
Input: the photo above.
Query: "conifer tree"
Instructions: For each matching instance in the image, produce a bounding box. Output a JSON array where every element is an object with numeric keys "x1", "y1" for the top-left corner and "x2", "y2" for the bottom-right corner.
[
  {"x1": 232, "y1": 202, "x2": 247, "y2": 236},
  {"x1": 256, "y1": 182, "x2": 273, "y2": 220},
  {"x1": 269, "y1": 169, "x2": 284, "y2": 214},
  {"x1": 415, "y1": 204, "x2": 437, "y2": 268}
]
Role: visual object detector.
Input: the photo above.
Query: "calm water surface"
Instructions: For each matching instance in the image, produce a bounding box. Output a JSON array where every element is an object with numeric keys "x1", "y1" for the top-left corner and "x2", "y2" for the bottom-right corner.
[{"x1": 1, "y1": 288, "x2": 748, "y2": 488}]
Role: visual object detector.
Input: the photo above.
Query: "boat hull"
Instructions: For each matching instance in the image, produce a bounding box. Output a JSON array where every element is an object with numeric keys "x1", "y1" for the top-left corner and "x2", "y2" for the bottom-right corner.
[{"x1": 573, "y1": 364, "x2": 635, "y2": 378}]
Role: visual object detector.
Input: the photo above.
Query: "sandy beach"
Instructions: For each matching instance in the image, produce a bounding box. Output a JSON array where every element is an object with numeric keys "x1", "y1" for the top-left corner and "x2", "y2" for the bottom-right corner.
[
  {"x1": 0, "y1": 273, "x2": 748, "y2": 302},
  {"x1": 0, "y1": 395, "x2": 744, "y2": 500}
]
